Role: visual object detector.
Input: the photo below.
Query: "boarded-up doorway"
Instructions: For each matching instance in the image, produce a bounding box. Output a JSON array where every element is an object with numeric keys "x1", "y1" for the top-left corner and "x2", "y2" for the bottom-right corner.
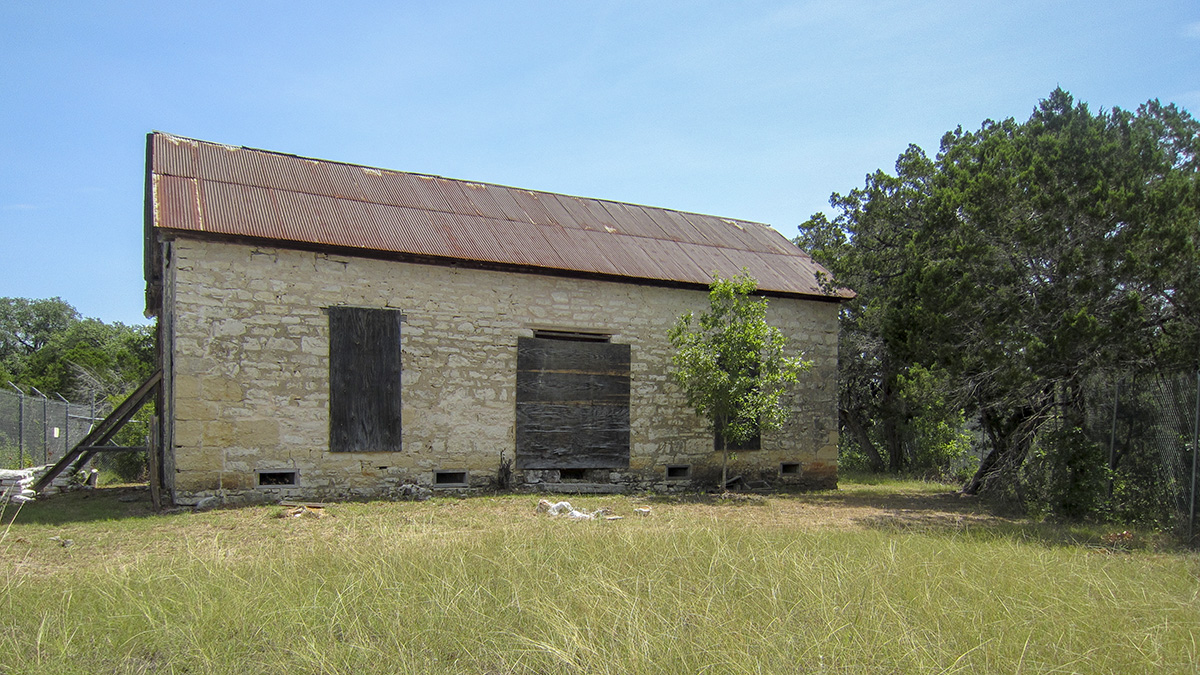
[{"x1": 515, "y1": 335, "x2": 630, "y2": 470}]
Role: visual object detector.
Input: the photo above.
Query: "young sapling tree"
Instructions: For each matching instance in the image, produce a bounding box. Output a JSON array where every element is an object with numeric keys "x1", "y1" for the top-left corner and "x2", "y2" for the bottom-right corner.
[{"x1": 669, "y1": 271, "x2": 811, "y2": 489}]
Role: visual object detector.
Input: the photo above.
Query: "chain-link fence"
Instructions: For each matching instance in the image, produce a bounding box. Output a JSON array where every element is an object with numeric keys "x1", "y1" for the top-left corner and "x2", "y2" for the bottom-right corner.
[
  {"x1": 1088, "y1": 370, "x2": 1199, "y2": 543},
  {"x1": 0, "y1": 386, "x2": 103, "y2": 470}
]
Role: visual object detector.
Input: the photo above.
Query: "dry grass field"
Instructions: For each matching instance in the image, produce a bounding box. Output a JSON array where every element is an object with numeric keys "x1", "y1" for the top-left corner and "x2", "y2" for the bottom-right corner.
[{"x1": 2, "y1": 478, "x2": 1197, "y2": 674}]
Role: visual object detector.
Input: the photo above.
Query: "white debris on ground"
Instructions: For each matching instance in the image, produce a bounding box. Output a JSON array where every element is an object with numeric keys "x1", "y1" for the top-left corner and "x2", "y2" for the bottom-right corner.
[
  {"x1": 279, "y1": 503, "x2": 327, "y2": 519},
  {"x1": 536, "y1": 499, "x2": 624, "y2": 520},
  {"x1": 634, "y1": 506, "x2": 652, "y2": 516}
]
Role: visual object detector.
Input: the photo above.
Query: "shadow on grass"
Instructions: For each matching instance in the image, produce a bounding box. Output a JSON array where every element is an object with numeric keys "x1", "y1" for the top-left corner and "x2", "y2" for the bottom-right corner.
[
  {"x1": 6, "y1": 482, "x2": 1180, "y2": 553},
  {"x1": 2, "y1": 486, "x2": 156, "y2": 526},
  {"x1": 833, "y1": 491, "x2": 1180, "y2": 552},
  {"x1": 640, "y1": 492, "x2": 771, "y2": 506}
]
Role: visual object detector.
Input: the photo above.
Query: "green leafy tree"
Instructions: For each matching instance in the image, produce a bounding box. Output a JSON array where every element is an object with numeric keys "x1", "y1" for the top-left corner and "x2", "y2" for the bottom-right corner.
[
  {"x1": 22, "y1": 319, "x2": 154, "y2": 400},
  {"x1": 798, "y1": 145, "x2": 937, "y2": 473},
  {"x1": 1, "y1": 297, "x2": 153, "y2": 399},
  {"x1": 0, "y1": 297, "x2": 79, "y2": 380},
  {"x1": 799, "y1": 89, "x2": 1199, "y2": 518},
  {"x1": 669, "y1": 271, "x2": 812, "y2": 489},
  {"x1": 1, "y1": 297, "x2": 156, "y2": 480}
]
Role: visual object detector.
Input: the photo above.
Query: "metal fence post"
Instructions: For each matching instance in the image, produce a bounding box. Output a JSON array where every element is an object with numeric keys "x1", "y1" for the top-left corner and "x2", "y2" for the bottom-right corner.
[
  {"x1": 30, "y1": 386, "x2": 48, "y2": 464},
  {"x1": 1108, "y1": 377, "x2": 1119, "y2": 501},
  {"x1": 7, "y1": 382, "x2": 24, "y2": 468},
  {"x1": 1190, "y1": 369, "x2": 1199, "y2": 543},
  {"x1": 55, "y1": 393, "x2": 69, "y2": 462}
]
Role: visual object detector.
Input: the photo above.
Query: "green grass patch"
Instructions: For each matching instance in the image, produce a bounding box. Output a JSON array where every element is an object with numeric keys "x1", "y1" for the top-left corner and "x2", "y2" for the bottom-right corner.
[{"x1": 2, "y1": 483, "x2": 1197, "y2": 674}]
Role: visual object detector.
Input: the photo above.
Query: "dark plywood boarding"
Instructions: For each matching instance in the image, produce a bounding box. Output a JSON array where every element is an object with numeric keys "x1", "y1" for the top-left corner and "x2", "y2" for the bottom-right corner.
[
  {"x1": 329, "y1": 307, "x2": 403, "y2": 453},
  {"x1": 516, "y1": 337, "x2": 630, "y2": 469}
]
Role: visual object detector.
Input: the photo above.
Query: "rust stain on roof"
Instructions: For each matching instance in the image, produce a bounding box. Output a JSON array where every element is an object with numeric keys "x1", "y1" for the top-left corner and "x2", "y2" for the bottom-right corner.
[{"x1": 146, "y1": 132, "x2": 852, "y2": 300}]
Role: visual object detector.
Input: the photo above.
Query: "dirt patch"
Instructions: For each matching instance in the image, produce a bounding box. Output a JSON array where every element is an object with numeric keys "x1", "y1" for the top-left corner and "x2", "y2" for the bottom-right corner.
[{"x1": 633, "y1": 484, "x2": 1008, "y2": 533}]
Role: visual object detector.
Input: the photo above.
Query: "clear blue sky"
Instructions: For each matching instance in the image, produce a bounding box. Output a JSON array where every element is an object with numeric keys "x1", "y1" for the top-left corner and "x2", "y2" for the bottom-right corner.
[{"x1": 2, "y1": 1, "x2": 1197, "y2": 326}]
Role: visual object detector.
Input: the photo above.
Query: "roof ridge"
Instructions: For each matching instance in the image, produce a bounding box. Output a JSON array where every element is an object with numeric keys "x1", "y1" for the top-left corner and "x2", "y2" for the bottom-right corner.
[{"x1": 150, "y1": 131, "x2": 773, "y2": 229}]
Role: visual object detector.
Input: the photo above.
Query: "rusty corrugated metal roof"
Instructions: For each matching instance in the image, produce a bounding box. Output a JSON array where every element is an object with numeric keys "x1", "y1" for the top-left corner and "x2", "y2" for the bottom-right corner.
[{"x1": 146, "y1": 132, "x2": 852, "y2": 300}]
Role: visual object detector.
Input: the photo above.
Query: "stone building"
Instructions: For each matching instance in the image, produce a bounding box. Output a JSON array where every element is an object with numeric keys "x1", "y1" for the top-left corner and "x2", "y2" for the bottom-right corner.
[{"x1": 144, "y1": 132, "x2": 851, "y2": 505}]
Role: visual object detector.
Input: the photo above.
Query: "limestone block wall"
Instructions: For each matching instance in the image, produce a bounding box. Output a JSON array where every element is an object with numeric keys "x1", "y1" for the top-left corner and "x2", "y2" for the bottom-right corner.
[{"x1": 163, "y1": 237, "x2": 840, "y2": 503}]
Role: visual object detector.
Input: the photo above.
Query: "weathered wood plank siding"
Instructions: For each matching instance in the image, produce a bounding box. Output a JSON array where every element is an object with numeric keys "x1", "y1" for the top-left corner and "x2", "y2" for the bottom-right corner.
[
  {"x1": 515, "y1": 337, "x2": 630, "y2": 469},
  {"x1": 329, "y1": 307, "x2": 403, "y2": 453}
]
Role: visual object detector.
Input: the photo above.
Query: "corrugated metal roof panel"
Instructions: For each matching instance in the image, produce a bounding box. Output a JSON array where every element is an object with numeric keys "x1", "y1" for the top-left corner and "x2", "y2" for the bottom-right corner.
[
  {"x1": 386, "y1": 205, "x2": 457, "y2": 259},
  {"x1": 349, "y1": 166, "x2": 400, "y2": 208},
  {"x1": 485, "y1": 217, "x2": 565, "y2": 269},
  {"x1": 642, "y1": 207, "x2": 710, "y2": 247},
  {"x1": 437, "y1": 212, "x2": 506, "y2": 262},
  {"x1": 580, "y1": 230, "x2": 663, "y2": 279},
  {"x1": 272, "y1": 188, "x2": 347, "y2": 245},
  {"x1": 538, "y1": 225, "x2": 622, "y2": 276},
  {"x1": 194, "y1": 141, "x2": 240, "y2": 185},
  {"x1": 674, "y1": 210, "x2": 731, "y2": 248},
  {"x1": 294, "y1": 158, "x2": 341, "y2": 200},
  {"x1": 736, "y1": 220, "x2": 797, "y2": 255},
  {"x1": 154, "y1": 175, "x2": 201, "y2": 232},
  {"x1": 682, "y1": 212, "x2": 756, "y2": 251},
  {"x1": 599, "y1": 201, "x2": 670, "y2": 240},
  {"x1": 722, "y1": 249, "x2": 794, "y2": 293},
  {"x1": 628, "y1": 235, "x2": 703, "y2": 283},
  {"x1": 399, "y1": 173, "x2": 453, "y2": 212},
  {"x1": 393, "y1": 206, "x2": 455, "y2": 259},
  {"x1": 427, "y1": 177, "x2": 475, "y2": 216},
  {"x1": 484, "y1": 184, "x2": 532, "y2": 224},
  {"x1": 323, "y1": 161, "x2": 365, "y2": 201},
  {"x1": 147, "y1": 132, "x2": 849, "y2": 299},
  {"x1": 216, "y1": 144, "x2": 267, "y2": 191},
  {"x1": 153, "y1": 134, "x2": 198, "y2": 178},
  {"x1": 336, "y1": 198, "x2": 382, "y2": 249},
  {"x1": 508, "y1": 189, "x2": 556, "y2": 226},
  {"x1": 675, "y1": 241, "x2": 739, "y2": 283},
  {"x1": 239, "y1": 148, "x2": 294, "y2": 193},
  {"x1": 537, "y1": 193, "x2": 586, "y2": 230},
  {"x1": 457, "y1": 181, "x2": 506, "y2": 219},
  {"x1": 374, "y1": 170, "x2": 425, "y2": 210},
  {"x1": 337, "y1": 196, "x2": 394, "y2": 249},
  {"x1": 199, "y1": 180, "x2": 275, "y2": 238},
  {"x1": 557, "y1": 194, "x2": 617, "y2": 232},
  {"x1": 360, "y1": 204, "x2": 408, "y2": 253}
]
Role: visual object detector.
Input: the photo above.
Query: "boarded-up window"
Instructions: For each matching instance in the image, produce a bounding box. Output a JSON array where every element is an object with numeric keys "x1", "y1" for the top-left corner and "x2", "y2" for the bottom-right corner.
[
  {"x1": 329, "y1": 307, "x2": 403, "y2": 453},
  {"x1": 515, "y1": 336, "x2": 630, "y2": 470},
  {"x1": 715, "y1": 424, "x2": 761, "y2": 451}
]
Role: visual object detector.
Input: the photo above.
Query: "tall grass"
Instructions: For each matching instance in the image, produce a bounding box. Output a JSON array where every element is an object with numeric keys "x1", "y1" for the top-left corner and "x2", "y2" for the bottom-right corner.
[{"x1": 1, "y1": 490, "x2": 1197, "y2": 674}]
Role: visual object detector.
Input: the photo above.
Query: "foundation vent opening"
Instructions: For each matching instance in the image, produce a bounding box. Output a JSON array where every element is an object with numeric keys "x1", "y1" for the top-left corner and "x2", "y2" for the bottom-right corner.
[
  {"x1": 780, "y1": 462, "x2": 801, "y2": 476},
  {"x1": 665, "y1": 465, "x2": 691, "y2": 480},
  {"x1": 558, "y1": 468, "x2": 587, "y2": 481},
  {"x1": 433, "y1": 470, "x2": 468, "y2": 487},
  {"x1": 258, "y1": 470, "x2": 298, "y2": 487}
]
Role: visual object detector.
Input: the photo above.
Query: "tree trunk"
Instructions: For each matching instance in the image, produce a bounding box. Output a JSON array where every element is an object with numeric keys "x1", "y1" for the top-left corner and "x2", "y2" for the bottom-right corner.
[
  {"x1": 962, "y1": 407, "x2": 1036, "y2": 495},
  {"x1": 721, "y1": 434, "x2": 729, "y2": 491},
  {"x1": 841, "y1": 408, "x2": 885, "y2": 472},
  {"x1": 963, "y1": 443, "x2": 1006, "y2": 495},
  {"x1": 880, "y1": 366, "x2": 907, "y2": 473}
]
